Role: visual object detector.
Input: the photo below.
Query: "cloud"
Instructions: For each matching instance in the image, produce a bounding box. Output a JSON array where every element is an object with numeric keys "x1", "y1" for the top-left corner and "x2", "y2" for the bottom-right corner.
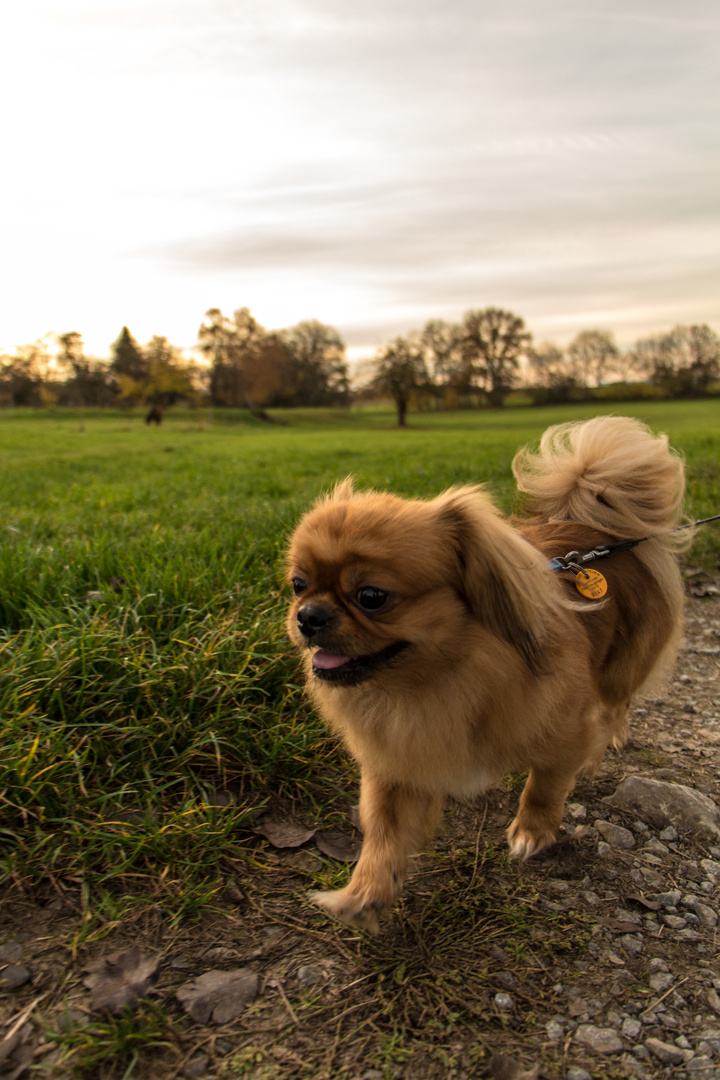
[{"x1": 2, "y1": 0, "x2": 719, "y2": 355}]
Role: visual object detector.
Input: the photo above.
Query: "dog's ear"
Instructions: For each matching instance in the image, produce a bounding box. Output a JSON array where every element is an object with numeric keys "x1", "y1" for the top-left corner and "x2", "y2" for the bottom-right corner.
[
  {"x1": 434, "y1": 486, "x2": 562, "y2": 672},
  {"x1": 331, "y1": 476, "x2": 355, "y2": 501},
  {"x1": 313, "y1": 476, "x2": 356, "y2": 507}
]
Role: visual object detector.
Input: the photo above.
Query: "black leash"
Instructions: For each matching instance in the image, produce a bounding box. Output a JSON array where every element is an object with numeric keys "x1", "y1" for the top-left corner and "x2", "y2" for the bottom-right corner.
[{"x1": 549, "y1": 513, "x2": 720, "y2": 573}]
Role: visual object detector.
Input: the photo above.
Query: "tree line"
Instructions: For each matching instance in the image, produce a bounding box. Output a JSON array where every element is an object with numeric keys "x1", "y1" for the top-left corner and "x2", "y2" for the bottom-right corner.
[
  {"x1": 1, "y1": 306, "x2": 718, "y2": 421},
  {"x1": 0, "y1": 312, "x2": 351, "y2": 414},
  {"x1": 367, "y1": 310, "x2": 720, "y2": 424}
]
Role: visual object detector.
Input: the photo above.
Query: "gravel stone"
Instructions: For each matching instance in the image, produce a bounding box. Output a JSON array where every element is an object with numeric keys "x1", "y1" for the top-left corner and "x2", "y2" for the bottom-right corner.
[
  {"x1": 618, "y1": 934, "x2": 644, "y2": 956},
  {"x1": 594, "y1": 820, "x2": 636, "y2": 848},
  {"x1": 182, "y1": 1053, "x2": 210, "y2": 1078},
  {"x1": 297, "y1": 965, "x2": 322, "y2": 987},
  {"x1": 603, "y1": 778, "x2": 720, "y2": 841},
  {"x1": 623, "y1": 1017, "x2": 643, "y2": 1039},
  {"x1": 686, "y1": 1056, "x2": 715, "y2": 1074},
  {"x1": 575, "y1": 1024, "x2": 624, "y2": 1053},
  {"x1": 696, "y1": 903, "x2": 719, "y2": 927},
  {"x1": 644, "y1": 838, "x2": 671, "y2": 856},
  {"x1": 645, "y1": 1037, "x2": 692, "y2": 1064},
  {"x1": 0, "y1": 942, "x2": 24, "y2": 964},
  {"x1": 649, "y1": 891, "x2": 683, "y2": 908},
  {"x1": 546, "y1": 1020, "x2": 564, "y2": 1041},
  {"x1": 493, "y1": 992, "x2": 514, "y2": 1011},
  {"x1": 0, "y1": 964, "x2": 31, "y2": 989}
]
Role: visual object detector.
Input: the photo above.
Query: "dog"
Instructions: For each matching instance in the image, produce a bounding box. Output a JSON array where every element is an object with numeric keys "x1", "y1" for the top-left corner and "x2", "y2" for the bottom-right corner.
[{"x1": 285, "y1": 416, "x2": 688, "y2": 931}]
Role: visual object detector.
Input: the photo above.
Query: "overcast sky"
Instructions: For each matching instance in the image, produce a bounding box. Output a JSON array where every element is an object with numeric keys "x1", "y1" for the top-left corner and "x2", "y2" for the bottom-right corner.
[{"x1": 2, "y1": 0, "x2": 719, "y2": 362}]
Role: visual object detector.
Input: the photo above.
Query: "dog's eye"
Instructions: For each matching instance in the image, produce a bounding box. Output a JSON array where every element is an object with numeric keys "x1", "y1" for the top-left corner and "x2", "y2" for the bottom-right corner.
[
  {"x1": 355, "y1": 586, "x2": 390, "y2": 612},
  {"x1": 292, "y1": 577, "x2": 308, "y2": 596}
]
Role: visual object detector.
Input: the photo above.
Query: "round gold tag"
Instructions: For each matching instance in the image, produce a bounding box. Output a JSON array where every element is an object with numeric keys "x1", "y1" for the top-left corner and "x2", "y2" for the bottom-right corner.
[{"x1": 575, "y1": 568, "x2": 607, "y2": 599}]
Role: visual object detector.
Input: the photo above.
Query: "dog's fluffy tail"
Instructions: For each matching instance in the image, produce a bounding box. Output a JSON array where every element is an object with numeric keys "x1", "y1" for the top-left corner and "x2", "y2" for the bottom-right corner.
[{"x1": 512, "y1": 415, "x2": 689, "y2": 552}]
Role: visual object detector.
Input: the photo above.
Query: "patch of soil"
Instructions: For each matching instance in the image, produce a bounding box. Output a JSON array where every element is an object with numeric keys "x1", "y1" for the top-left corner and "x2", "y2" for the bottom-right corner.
[{"x1": 1, "y1": 594, "x2": 719, "y2": 1080}]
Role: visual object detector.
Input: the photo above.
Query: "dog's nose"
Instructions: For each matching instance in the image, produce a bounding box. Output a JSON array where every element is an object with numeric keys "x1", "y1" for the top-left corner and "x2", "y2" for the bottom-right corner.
[{"x1": 297, "y1": 603, "x2": 334, "y2": 639}]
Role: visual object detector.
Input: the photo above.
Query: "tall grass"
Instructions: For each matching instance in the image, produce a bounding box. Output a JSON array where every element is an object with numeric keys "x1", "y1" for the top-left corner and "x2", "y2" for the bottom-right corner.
[{"x1": 0, "y1": 402, "x2": 718, "y2": 915}]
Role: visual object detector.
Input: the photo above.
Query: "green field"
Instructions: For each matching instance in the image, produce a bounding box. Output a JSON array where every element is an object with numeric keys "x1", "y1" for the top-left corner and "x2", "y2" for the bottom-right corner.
[{"x1": 1, "y1": 400, "x2": 719, "y2": 910}]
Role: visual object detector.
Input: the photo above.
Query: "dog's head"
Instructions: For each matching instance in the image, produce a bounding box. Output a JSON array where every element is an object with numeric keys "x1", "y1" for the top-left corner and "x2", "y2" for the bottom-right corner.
[{"x1": 286, "y1": 479, "x2": 561, "y2": 686}]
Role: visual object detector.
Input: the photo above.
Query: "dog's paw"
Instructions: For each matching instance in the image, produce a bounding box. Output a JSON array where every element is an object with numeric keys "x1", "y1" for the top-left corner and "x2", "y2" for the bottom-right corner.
[
  {"x1": 309, "y1": 888, "x2": 384, "y2": 933},
  {"x1": 506, "y1": 818, "x2": 557, "y2": 860}
]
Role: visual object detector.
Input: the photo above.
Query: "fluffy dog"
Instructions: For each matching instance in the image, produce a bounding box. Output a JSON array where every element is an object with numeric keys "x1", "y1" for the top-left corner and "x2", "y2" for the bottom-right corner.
[{"x1": 286, "y1": 416, "x2": 687, "y2": 931}]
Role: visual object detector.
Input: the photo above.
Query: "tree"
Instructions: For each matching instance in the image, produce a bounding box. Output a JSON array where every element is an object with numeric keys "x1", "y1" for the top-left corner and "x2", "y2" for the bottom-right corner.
[
  {"x1": 57, "y1": 331, "x2": 84, "y2": 372},
  {"x1": 143, "y1": 336, "x2": 198, "y2": 405},
  {"x1": 461, "y1": 308, "x2": 531, "y2": 407},
  {"x1": 613, "y1": 342, "x2": 654, "y2": 383},
  {"x1": 527, "y1": 342, "x2": 579, "y2": 404},
  {"x1": 369, "y1": 336, "x2": 428, "y2": 427},
  {"x1": 419, "y1": 319, "x2": 468, "y2": 403},
  {"x1": 644, "y1": 324, "x2": 720, "y2": 397},
  {"x1": 281, "y1": 320, "x2": 350, "y2": 406},
  {"x1": 110, "y1": 327, "x2": 149, "y2": 403},
  {"x1": 567, "y1": 329, "x2": 619, "y2": 388},
  {"x1": 56, "y1": 331, "x2": 115, "y2": 406},
  {"x1": 0, "y1": 350, "x2": 44, "y2": 407},
  {"x1": 198, "y1": 307, "x2": 290, "y2": 414}
]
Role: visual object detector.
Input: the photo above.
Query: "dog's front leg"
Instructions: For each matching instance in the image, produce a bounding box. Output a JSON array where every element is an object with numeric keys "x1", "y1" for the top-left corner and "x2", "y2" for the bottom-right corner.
[{"x1": 311, "y1": 775, "x2": 443, "y2": 933}]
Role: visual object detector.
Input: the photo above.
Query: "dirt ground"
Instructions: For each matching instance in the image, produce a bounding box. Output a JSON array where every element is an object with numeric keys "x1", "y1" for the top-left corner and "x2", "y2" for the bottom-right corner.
[{"x1": 1, "y1": 588, "x2": 719, "y2": 1080}]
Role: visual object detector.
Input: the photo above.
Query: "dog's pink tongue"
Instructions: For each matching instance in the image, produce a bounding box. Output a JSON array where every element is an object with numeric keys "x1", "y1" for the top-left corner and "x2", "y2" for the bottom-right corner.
[{"x1": 312, "y1": 650, "x2": 350, "y2": 670}]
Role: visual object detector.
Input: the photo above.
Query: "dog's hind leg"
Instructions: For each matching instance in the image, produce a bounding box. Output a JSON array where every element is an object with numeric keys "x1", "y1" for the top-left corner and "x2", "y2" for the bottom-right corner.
[
  {"x1": 604, "y1": 700, "x2": 631, "y2": 751},
  {"x1": 311, "y1": 775, "x2": 444, "y2": 933},
  {"x1": 507, "y1": 753, "x2": 591, "y2": 860}
]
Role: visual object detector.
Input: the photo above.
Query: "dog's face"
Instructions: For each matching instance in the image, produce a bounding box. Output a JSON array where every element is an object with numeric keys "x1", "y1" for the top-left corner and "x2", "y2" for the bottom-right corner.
[
  {"x1": 286, "y1": 482, "x2": 469, "y2": 687},
  {"x1": 286, "y1": 480, "x2": 556, "y2": 686}
]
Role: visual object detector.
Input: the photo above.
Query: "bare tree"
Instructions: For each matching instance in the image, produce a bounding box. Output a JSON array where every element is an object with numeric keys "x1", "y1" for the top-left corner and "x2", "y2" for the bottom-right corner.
[
  {"x1": 567, "y1": 329, "x2": 619, "y2": 388},
  {"x1": 526, "y1": 342, "x2": 580, "y2": 403},
  {"x1": 369, "y1": 336, "x2": 428, "y2": 427},
  {"x1": 461, "y1": 307, "x2": 531, "y2": 407},
  {"x1": 640, "y1": 324, "x2": 720, "y2": 397},
  {"x1": 281, "y1": 320, "x2": 350, "y2": 406}
]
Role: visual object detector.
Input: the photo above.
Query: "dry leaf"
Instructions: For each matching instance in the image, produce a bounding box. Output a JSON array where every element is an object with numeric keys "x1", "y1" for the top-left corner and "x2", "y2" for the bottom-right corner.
[
  {"x1": 176, "y1": 968, "x2": 259, "y2": 1025},
  {"x1": 487, "y1": 1053, "x2": 541, "y2": 1080},
  {"x1": 315, "y1": 829, "x2": 360, "y2": 862},
  {"x1": 599, "y1": 918, "x2": 643, "y2": 934},
  {"x1": 626, "y1": 893, "x2": 662, "y2": 911},
  {"x1": 83, "y1": 947, "x2": 160, "y2": 1015},
  {"x1": 254, "y1": 817, "x2": 315, "y2": 849}
]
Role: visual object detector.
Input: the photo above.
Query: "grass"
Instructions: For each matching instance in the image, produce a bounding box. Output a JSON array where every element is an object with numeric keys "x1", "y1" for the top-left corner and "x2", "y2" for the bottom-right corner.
[{"x1": 0, "y1": 400, "x2": 718, "y2": 1076}]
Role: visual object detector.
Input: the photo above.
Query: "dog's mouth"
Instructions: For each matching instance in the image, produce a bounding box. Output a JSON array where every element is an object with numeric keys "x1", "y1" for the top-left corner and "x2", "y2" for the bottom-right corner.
[{"x1": 310, "y1": 641, "x2": 410, "y2": 685}]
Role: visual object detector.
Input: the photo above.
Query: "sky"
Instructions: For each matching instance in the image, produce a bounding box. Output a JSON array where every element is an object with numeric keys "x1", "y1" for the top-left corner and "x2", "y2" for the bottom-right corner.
[{"x1": 2, "y1": 0, "x2": 719, "y2": 364}]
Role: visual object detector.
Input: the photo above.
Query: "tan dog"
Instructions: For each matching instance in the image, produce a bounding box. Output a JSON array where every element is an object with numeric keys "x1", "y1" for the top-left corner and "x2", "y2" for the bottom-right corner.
[{"x1": 286, "y1": 416, "x2": 687, "y2": 931}]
